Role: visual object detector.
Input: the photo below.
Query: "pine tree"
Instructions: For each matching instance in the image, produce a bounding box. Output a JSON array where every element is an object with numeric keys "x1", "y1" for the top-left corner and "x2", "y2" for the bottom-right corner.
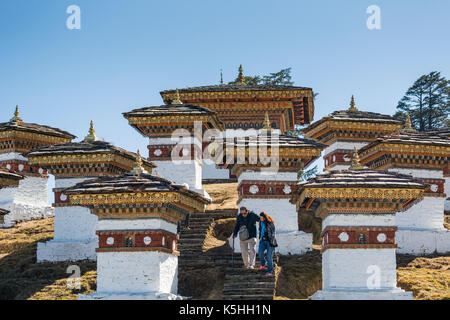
[{"x1": 396, "y1": 72, "x2": 449, "y2": 131}]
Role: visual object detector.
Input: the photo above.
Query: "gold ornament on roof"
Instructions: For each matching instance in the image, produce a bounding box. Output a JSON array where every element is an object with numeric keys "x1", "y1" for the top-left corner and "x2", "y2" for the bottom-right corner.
[
  {"x1": 403, "y1": 114, "x2": 416, "y2": 132},
  {"x1": 10, "y1": 105, "x2": 23, "y2": 124},
  {"x1": 349, "y1": 95, "x2": 358, "y2": 112},
  {"x1": 84, "y1": 120, "x2": 99, "y2": 142},
  {"x1": 129, "y1": 149, "x2": 147, "y2": 176},
  {"x1": 171, "y1": 89, "x2": 183, "y2": 105},
  {"x1": 262, "y1": 111, "x2": 273, "y2": 131},
  {"x1": 236, "y1": 65, "x2": 246, "y2": 85},
  {"x1": 349, "y1": 147, "x2": 364, "y2": 170}
]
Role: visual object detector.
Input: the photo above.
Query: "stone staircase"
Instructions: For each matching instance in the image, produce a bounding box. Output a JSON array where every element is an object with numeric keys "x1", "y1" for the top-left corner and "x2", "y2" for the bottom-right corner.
[{"x1": 177, "y1": 210, "x2": 277, "y2": 300}]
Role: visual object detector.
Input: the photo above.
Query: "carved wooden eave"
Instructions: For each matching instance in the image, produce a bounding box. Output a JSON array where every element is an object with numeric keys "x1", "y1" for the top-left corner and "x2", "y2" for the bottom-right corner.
[
  {"x1": 26, "y1": 142, "x2": 155, "y2": 177},
  {"x1": 291, "y1": 170, "x2": 427, "y2": 215},
  {"x1": 63, "y1": 173, "x2": 211, "y2": 215},
  {"x1": 0, "y1": 169, "x2": 23, "y2": 188},
  {"x1": 359, "y1": 132, "x2": 450, "y2": 170}
]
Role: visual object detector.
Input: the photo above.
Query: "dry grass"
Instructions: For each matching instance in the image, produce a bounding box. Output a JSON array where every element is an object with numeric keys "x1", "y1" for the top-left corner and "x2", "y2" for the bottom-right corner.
[
  {"x1": 0, "y1": 218, "x2": 96, "y2": 300},
  {"x1": 203, "y1": 183, "x2": 238, "y2": 211},
  {"x1": 397, "y1": 254, "x2": 450, "y2": 300}
]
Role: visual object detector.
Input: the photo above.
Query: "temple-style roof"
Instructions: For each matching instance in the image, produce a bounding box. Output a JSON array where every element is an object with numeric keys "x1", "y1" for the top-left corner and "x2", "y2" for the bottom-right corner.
[
  {"x1": 0, "y1": 106, "x2": 75, "y2": 140},
  {"x1": 296, "y1": 170, "x2": 426, "y2": 190},
  {"x1": 0, "y1": 168, "x2": 23, "y2": 188},
  {"x1": 123, "y1": 103, "x2": 217, "y2": 118},
  {"x1": 302, "y1": 97, "x2": 403, "y2": 142},
  {"x1": 428, "y1": 126, "x2": 450, "y2": 138},
  {"x1": 358, "y1": 124, "x2": 450, "y2": 170},
  {"x1": 123, "y1": 93, "x2": 225, "y2": 137},
  {"x1": 161, "y1": 84, "x2": 312, "y2": 94},
  {"x1": 230, "y1": 133, "x2": 326, "y2": 149}
]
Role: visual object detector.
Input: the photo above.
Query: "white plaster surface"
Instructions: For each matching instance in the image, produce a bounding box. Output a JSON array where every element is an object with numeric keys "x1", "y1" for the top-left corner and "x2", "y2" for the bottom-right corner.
[
  {"x1": 388, "y1": 167, "x2": 443, "y2": 179},
  {"x1": 0, "y1": 152, "x2": 28, "y2": 162},
  {"x1": 396, "y1": 197, "x2": 445, "y2": 230},
  {"x1": 202, "y1": 162, "x2": 230, "y2": 179},
  {"x1": 238, "y1": 171, "x2": 297, "y2": 183},
  {"x1": 311, "y1": 288, "x2": 413, "y2": 300},
  {"x1": 97, "y1": 218, "x2": 177, "y2": 234},
  {"x1": 152, "y1": 160, "x2": 202, "y2": 191},
  {"x1": 396, "y1": 229, "x2": 450, "y2": 255},
  {"x1": 0, "y1": 177, "x2": 53, "y2": 228},
  {"x1": 322, "y1": 214, "x2": 396, "y2": 229},
  {"x1": 444, "y1": 177, "x2": 450, "y2": 213},
  {"x1": 321, "y1": 248, "x2": 398, "y2": 290},
  {"x1": 95, "y1": 251, "x2": 178, "y2": 295},
  {"x1": 323, "y1": 141, "x2": 368, "y2": 158}
]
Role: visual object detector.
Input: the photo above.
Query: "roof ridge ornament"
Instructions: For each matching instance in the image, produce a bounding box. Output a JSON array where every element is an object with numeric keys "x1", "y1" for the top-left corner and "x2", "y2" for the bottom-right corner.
[
  {"x1": 84, "y1": 120, "x2": 99, "y2": 142},
  {"x1": 171, "y1": 89, "x2": 183, "y2": 105},
  {"x1": 349, "y1": 147, "x2": 364, "y2": 170},
  {"x1": 236, "y1": 65, "x2": 246, "y2": 85},
  {"x1": 262, "y1": 111, "x2": 273, "y2": 131},
  {"x1": 129, "y1": 149, "x2": 148, "y2": 176},
  {"x1": 349, "y1": 95, "x2": 358, "y2": 112},
  {"x1": 403, "y1": 114, "x2": 416, "y2": 133},
  {"x1": 10, "y1": 105, "x2": 23, "y2": 124}
]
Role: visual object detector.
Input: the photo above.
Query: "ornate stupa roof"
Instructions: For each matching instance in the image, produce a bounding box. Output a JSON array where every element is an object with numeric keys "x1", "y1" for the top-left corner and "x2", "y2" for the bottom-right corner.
[
  {"x1": 63, "y1": 155, "x2": 211, "y2": 212},
  {"x1": 359, "y1": 121, "x2": 450, "y2": 170},
  {"x1": 26, "y1": 121, "x2": 155, "y2": 176},
  {"x1": 123, "y1": 91, "x2": 225, "y2": 137},
  {"x1": 303, "y1": 96, "x2": 403, "y2": 144},
  {"x1": 0, "y1": 106, "x2": 75, "y2": 153},
  {"x1": 0, "y1": 168, "x2": 24, "y2": 188},
  {"x1": 217, "y1": 114, "x2": 326, "y2": 175},
  {"x1": 160, "y1": 66, "x2": 316, "y2": 130}
]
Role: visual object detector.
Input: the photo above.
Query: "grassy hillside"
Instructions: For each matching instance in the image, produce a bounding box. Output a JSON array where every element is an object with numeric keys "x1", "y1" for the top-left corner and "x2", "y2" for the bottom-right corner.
[{"x1": 0, "y1": 182, "x2": 448, "y2": 300}]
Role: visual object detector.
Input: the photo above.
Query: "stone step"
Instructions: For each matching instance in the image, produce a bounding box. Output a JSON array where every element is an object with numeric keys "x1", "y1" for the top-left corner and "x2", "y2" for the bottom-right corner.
[
  {"x1": 224, "y1": 282, "x2": 274, "y2": 289},
  {"x1": 223, "y1": 290, "x2": 275, "y2": 296},
  {"x1": 178, "y1": 238, "x2": 205, "y2": 243},
  {"x1": 179, "y1": 233, "x2": 206, "y2": 239}
]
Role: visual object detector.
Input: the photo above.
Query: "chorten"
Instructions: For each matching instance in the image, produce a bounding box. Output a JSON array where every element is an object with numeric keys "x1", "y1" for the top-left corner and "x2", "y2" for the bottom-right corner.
[
  {"x1": 0, "y1": 106, "x2": 75, "y2": 227},
  {"x1": 219, "y1": 115, "x2": 325, "y2": 254},
  {"x1": 0, "y1": 169, "x2": 23, "y2": 224},
  {"x1": 358, "y1": 119, "x2": 450, "y2": 254},
  {"x1": 292, "y1": 152, "x2": 426, "y2": 299},
  {"x1": 26, "y1": 121, "x2": 155, "y2": 262},
  {"x1": 123, "y1": 95, "x2": 224, "y2": 195},
  {"x1": 303, "y1": 96, "x2": 403, "y2": 171},
  {"x1": 63, "y1": 154, "x2": 210, "y2": 300}
]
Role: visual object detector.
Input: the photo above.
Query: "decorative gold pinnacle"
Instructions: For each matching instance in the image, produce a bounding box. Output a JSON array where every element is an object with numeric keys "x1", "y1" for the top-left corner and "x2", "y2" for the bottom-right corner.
[
  {"x1": 171, "y1": 89, "x2": 183, "y2": 105},
  {"x1": 349, "y1": 147, "x2": 364, "y2": 170},
  {"x1": 129, "y1": 149, "x2": 147, "y2": 176},
  {"x1": 349, "y1": 95, "x2": 358, "y2": 112},
  {"x1": 84, "y1": 120, "x2": 99, "y2": 142},
  {"x1": 236, "y1": 65, "x2": 246, "y2": 85},
  {"x1": 403, "y1": 114, "x2": 416, "y2": 132},
  {"x1": 10, "y1": 105, "x2": 23, "y2": 123},
  {"x1": 262, "y1": 111, "x2": 272, "y2": 131}
]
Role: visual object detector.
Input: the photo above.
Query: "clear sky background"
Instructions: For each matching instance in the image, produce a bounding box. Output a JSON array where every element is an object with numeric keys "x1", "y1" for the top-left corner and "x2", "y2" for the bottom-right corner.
[{"x1": 1, "y1": 0, "x2": 449, "y2": 180}]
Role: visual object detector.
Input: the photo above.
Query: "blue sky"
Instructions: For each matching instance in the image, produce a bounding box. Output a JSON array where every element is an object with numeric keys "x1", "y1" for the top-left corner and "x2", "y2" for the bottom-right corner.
[{"x1": 1, "y1": 0, "x2": 449, "y2": 161}]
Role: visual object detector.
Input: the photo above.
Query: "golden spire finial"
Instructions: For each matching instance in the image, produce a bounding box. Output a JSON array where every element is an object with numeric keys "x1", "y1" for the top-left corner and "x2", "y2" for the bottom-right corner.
[
  {"x1": 403, "y1": 114, "x2": 416, "y2": 132},
  {"x1": 349, "y1": 147, "x2": 364, "y2": 170},
  {"x1": 236, "y1": 65, "x2": 246, "y2": 85},
  {"x1": 129, "y1": 149, "x2": 147, "y2": 176},
  {"x1": 171, "y1": 89, "x2": 183, "y2": 105},
  {"x1": 83, "y1": 120, "x2": 99, "y2": 142},
  {"x1": 262, "y1": 111, "x2": 272, "y2": 131},
  {"x1": 10, "y1": 105, "x2": 23, "y2": 123},
  {"x1": 349, "y1": 95, "x2": 358, "y2": 112}
]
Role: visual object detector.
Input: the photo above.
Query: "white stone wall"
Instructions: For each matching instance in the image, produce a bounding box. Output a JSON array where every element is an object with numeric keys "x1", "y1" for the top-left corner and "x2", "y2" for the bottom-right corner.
[
  {"x1": 323, "y1": 214, "x2": 396, "y2": 229},
  {"x1": 202, "y1": 162, "x2": 230, "y2": 180},
  {"x1": 37, "y1": 177, "x2": 98, "y2": 262},
  {"x1": 152, "y1": 160, "x2": 203, "y2": 191},
  {"x1": 322, "y1": 248, "x2": 398, "y2": 290},
  {"x1": 238, "y1": 171, "x2": 297, "y2": 183},
  {"x1": 323, "y1": 141, "x2": 369, "y2": 158},
  {"x1": 96, "y1": 251, "x2": 178, "y2": 295},
  {"x1": 97, "y1": 218, "x2": 177, "y2": 234},
  {"x1": 0, "y1": 176, "x2": 53, "y2": 228},
  {"x1": 396, "y1": 229, "x2": 450, "y2": 255},
  {"x1": 444, "y1": 177, "x2": 450, "y2": 213},
  {"x1": 0, "y1": 151, "x2": 28, "y2": 162},
  {"x1": 396, "y1": 197, "x2": 445, "y2": 230}
]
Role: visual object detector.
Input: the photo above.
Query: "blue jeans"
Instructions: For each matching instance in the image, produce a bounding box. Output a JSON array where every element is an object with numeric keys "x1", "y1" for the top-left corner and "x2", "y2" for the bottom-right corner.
[{"x1": 259, "y1": 240, "x2": 274, "y2": 274}]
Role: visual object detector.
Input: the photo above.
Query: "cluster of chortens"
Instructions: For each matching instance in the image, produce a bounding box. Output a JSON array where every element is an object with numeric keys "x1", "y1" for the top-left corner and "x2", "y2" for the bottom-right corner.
[{"x1": 1, "y1": 66, "x2": 449, "y2": 300}]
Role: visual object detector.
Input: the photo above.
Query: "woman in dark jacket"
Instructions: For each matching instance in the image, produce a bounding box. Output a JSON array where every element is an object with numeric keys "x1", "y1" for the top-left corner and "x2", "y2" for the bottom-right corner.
[{"x1": 258, "y1": 212, "x2": 277, "y2": 276}]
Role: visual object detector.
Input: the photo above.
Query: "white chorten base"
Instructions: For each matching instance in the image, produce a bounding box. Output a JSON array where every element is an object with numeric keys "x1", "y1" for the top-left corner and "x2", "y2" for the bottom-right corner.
[
  {"x1": 311, "y1": 288, "x2": 413, "y2": 300},
  {"x1": 78, "y1": 292, "x2": 183, "y2": 300},
  {"x1": 37, "y1": 206, "x2": 98, "y2": 262},
  {"x1": 90, "y1": 251, "x2": 178, "y2": 299},
  {"x1": 0, "y1": 176, "x2": 53, "y2": 228},
  {"x1": 396, "y1": 229, "x2": 450, "y2": 255}
]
